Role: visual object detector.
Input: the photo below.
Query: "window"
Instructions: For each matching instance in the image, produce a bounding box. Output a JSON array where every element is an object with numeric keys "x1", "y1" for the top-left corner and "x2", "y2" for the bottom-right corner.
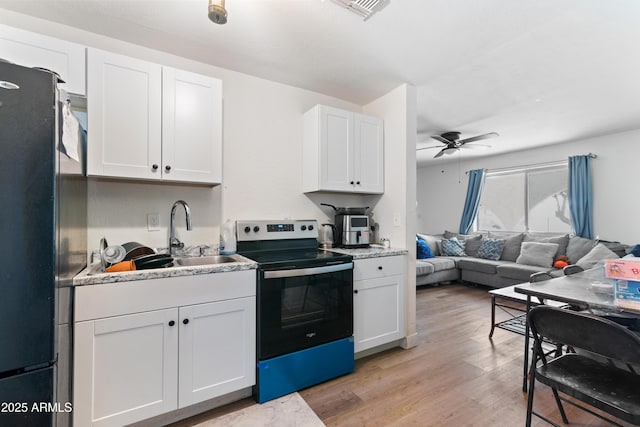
[{"x1": 476, "y1": 164, "x2": 571, "y2": 233}]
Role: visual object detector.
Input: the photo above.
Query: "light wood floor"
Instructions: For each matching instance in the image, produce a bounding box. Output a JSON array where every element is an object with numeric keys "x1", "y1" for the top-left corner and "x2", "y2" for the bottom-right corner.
[{"x1": 170, "y1": 283, "x2": 634, "y2": 426}]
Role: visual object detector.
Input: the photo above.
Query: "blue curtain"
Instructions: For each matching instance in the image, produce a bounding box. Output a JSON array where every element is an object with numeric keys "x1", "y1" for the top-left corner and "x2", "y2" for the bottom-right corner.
[
  {"x1": 568, "y1": 155, "x2": 593, "y2": 239},
  {"x1": 459, "y1": 168, "x2": 486, "y2": 234}
]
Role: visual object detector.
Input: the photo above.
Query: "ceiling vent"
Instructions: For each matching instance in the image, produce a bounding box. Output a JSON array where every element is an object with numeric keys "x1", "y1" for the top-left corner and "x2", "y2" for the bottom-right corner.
[{"x1": 331, "y1": 0, "x2": 389, "y2": 20}]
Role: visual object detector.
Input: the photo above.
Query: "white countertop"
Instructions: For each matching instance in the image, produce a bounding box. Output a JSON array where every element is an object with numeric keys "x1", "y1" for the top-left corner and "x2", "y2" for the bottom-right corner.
[
  {"x1": 73, "y1": 254, "x2": 258, "y2": 286},
  {"x1": 327, "y1": 246, "x2": 408, "y2": 259},
  {"x1": 74, "y1": 246, "x2": 406, "y2": 286}
]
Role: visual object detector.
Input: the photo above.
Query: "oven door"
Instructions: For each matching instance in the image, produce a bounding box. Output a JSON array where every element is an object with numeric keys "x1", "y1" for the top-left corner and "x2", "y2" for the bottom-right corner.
[{"x1": 257, "y1": 262, "x2": 353, "y2": 360}]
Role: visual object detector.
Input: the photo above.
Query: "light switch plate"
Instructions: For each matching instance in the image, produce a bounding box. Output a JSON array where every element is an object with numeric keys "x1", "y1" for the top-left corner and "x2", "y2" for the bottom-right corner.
[{"x1": 147, "y1": 213, "x2": 160, "y2": 231}]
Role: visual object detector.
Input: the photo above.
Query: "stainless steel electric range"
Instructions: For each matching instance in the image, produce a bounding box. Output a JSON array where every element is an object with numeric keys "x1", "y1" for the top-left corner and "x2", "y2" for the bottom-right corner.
[{"x1": 236, "y1": 219, "x2": 355, "y2": 403}]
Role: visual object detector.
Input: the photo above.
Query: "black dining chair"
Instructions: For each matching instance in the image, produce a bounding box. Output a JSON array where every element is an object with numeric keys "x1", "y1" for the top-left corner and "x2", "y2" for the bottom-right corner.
[{"x1": 526, "y1": 305, "x2": 640, "y2": 427}]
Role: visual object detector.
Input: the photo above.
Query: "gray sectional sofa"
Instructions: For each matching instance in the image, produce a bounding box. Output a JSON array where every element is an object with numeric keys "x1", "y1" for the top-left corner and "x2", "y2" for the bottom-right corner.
[{"x1": 416, "y1": 231, "x2": 629, "y2": 288}]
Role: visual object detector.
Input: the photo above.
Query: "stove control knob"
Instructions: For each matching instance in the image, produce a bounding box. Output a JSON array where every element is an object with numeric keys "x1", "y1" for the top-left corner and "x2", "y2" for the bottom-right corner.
[
  {"x1": 301, "y1": 225, "x2": 307, "y2": 231},
  {"x1": 308, "y1": 225, "x2": 314, "y2": 231},
  {"x1": 253, "y1": 226, "x2": 260, "y2": 233},
  {"x1": 244, "y1": 226, "x2": 251, "y2": 233}
]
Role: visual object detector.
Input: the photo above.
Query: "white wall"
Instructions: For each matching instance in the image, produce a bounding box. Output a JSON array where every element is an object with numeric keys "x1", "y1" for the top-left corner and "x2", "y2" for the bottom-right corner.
[
  {"x1": 417, "y1": 128, "x2": 640, "y2": 243},
  {"x1": 364, "y1": 84, "x2": 418, "y2": 347}
]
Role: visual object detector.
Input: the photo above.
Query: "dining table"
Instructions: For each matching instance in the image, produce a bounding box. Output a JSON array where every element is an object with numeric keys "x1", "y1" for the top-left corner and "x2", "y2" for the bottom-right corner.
[{"x1": 513, "y1": 264, "x2": 640, "y2": 392}]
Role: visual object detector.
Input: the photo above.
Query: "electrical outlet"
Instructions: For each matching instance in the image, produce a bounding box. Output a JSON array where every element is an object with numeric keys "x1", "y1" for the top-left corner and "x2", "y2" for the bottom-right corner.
[
  {"x1": 393, "y1": 212, "x2": 401, "y2": 227},
  {"x1": 147, "y1": 213, "x2": 160, "y2": 231}
]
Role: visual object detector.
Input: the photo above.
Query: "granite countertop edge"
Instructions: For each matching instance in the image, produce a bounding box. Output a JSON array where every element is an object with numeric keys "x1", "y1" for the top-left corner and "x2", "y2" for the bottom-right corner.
[
  {"x1": 327, "y1": 247, "x2": 408, "y2": 259},
  {"x1": 74, "y1": 256, "x2": 258, "y2": 286}
]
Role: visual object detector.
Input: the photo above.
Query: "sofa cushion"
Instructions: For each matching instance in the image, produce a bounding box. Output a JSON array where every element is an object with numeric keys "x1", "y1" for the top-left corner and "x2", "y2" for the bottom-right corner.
[
  {"x1": 496, "y1": 263, "x2": 549, "y2": 282},
  {"x1": 457, "y1": 258, "x2": 503, "y2": 274},
  {"x1": 462, "y1": 235, "x2": 483, "y2": 257},
  {"x1": 427, "y1": 257, "x2": 458, "y2": 272},
  {"x1": 516, "y1": 242, "x2": 559, "y2": 268},
  {"x1": 440, "y1": 237, "x2": 467, "y2": 257},
  {"x1": 476, "y1": 238, "x2": 505, "y2": 261},
  {"x1": 599, "y1": 240, "x2": 629, "y2": 258},
  {"x1": 492, "y1": 233, "x2": 525, "y2": 262},
  {"x1": 523, "y1": 233, "x2": 569, "y2": 257},
  {"x1": 566, "y1": 236, "x2": 596, "y2": 264},
  {"x1": 416, "y1": 260, "x2": 435, "y2": 275},
  {"x1": 576, "y1": 243, "x2": 619, "y2": 270}
]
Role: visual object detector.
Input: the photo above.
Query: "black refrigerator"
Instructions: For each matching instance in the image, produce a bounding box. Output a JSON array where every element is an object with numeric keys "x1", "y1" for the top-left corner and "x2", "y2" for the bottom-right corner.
[{"x1": 0, "y1": 61, "x2": 87, "y2": 426}]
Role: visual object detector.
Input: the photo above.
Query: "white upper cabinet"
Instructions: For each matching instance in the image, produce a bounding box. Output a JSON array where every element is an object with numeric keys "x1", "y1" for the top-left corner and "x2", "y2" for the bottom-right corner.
[
  {"x1": 87, "y1": 49, "x2": 162, "y2": 180},
  {"x1": 87, "y1": 48, "x2": 222, "y2": 184},
  {"x1": 162, "y1": 67, "x2": 222, "y2": 184},
  {"x1": 303, "y1": 104, "x2": 384, "y2": 194},
  {"x1": 0, "y1": 24, "x2": 86, "y2": 95}
]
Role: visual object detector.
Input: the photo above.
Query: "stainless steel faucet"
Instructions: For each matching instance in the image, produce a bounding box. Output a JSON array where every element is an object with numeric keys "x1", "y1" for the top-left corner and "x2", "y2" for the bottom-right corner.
[{"x1": 169, "y1": 200, "x2": 192, "y2": 256}]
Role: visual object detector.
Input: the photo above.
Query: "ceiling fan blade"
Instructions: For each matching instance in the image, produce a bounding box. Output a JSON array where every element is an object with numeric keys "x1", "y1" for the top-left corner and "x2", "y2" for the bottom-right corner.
[
  {"x1": 459, "y1": 132, "x2": 499, "y2": 145},
  {"x1": 416, "y1": 145, "x2": 445, "y2": 151},
  {"x1": 431, "y1": 135, "x2": 451, "y2": 144},
  {"x1": 460, "y1": 143, "x2": 491, "y2": 150},
  {"x1": 433, "y1": 148, "x2": 446, "y2": 158}
]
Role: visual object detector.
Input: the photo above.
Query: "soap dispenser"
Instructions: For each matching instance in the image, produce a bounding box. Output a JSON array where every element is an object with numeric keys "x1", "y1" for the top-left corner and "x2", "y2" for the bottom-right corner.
[{"x1": 220, "y1": 219, "x2": 236, "y2": 254}]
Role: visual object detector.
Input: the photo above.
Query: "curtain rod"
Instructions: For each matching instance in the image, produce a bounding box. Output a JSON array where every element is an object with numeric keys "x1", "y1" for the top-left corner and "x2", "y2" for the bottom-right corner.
[{"x1": 465, "y1": 153, "x2": 597, "y2": 175}]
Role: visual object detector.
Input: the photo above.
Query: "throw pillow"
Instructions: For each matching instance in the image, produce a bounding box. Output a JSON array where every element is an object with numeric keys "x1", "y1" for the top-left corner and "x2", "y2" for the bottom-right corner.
[
  {"x1": 566, "y1": 236, "x2": 596, "y2": 264},
  {"x1": 523, "y1": 234, "x2": 569, "y2": 258},
  {"x1": 576, "y1": 243, "x2": 619, "y2": 270},
  {"x1": 516, "y1": 242, "x2": 560, "y2": 268},
  {"x1": 462, "y1": 235, "x2": 483, "y2": 257},
  {"x1": 417, "y1": 233, "x2": 441, "y2": 256},
  {"x1": 416, "y1": 236, "x2": 434, "y2": 259},
  {"x1": 629, "y1": 244, "x2": 640, "y2": 257},
  {"x1": 476, "y1": 238, "x2": 505, "y2": 261},
  {"x1": 489, "y1": 232, "x2": 524, "y2": 262},
  {"x1": 440, "y1": 237, "x2": 467, "y2": 257}
]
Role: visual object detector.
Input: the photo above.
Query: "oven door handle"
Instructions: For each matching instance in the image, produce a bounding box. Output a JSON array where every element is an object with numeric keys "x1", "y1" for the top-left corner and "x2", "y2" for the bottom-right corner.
[{"x1": 264, "y1": 262, "x2": 353, "y2": 279}]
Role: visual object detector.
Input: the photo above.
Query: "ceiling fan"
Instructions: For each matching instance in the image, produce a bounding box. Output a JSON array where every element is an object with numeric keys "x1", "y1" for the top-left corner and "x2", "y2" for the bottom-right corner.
[{"x1": 417, "y1": 131, "x2": 499, "y2": 158}]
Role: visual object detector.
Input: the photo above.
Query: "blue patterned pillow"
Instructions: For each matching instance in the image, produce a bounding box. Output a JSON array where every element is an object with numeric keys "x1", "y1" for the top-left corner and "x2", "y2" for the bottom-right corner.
[
  {"x1": 440, "y1": 237, "x2": 467, "y2": 257},
  {"x1": 477, "y1": 238, "x2": 505, "y2": 260}
]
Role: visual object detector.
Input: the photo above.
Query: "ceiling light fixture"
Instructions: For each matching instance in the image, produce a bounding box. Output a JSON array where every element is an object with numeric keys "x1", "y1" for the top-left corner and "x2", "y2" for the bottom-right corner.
[{"x1": 208, "y1": 0, "x2": 228, "y2": 24}]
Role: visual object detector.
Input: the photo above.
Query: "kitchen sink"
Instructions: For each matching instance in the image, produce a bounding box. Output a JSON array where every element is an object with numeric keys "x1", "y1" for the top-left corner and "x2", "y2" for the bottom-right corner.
[{"x1": 174, "y1": 255, "x2": 239, "y2": 267}]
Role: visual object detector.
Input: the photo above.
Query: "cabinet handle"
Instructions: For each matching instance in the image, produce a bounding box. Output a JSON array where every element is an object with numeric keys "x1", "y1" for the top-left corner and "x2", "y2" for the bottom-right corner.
[
  {"x1": 183, "y1": 318, "x2": 189, "y2": 325},
  {"x1": 356, "y1": 181, "x2": 360, "y2": 185},
  {"x1": 152, "y1": 164, "x2": 159, "y2": 171},
  {"x1": 168, "y1": 320, "x2": 175, "y2": 327},
  {"x1": 378, "y1": 266, "x2": 383, "y2": 270},
  {"x1": 350, "y1": 181, "x2": 354, "y2": 185},
  {"x1": 354, "y1": 289, "x2": 358, "y2": 294},
  {"x1": 165, "y1": 165, "x2": 172, "y2": 172}
]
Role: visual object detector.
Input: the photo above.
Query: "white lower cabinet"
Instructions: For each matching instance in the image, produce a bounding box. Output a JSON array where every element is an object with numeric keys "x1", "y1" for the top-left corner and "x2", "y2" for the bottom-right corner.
[
  {"x1": 74, "y1": 309, "x2": 179, "y2": 427},
  {"x1": 73, "y1": 271, "x2": 256, "y2": 427},
  {"x1": 353, "y1": 256, "x2": 406, "y2": 353},
  {"x1": 178, "y1": 298, "x2": 256, "y2": 408}
]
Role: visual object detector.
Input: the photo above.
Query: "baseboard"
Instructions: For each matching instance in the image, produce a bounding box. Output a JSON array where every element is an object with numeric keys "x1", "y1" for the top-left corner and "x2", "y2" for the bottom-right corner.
[{"x1": 401, "y1": 332, "x2": 418, "y2": 349}]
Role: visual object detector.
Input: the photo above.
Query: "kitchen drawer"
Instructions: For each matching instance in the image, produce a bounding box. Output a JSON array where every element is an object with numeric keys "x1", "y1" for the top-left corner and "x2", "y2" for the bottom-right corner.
[{"x1": 354, "y1": 255, "x2": 404, "y2": 281}]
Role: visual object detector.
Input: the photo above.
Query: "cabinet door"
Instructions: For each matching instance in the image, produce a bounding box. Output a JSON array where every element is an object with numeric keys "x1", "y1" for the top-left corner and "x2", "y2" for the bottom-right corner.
[
  {"x1": 354, "y1": 113, "x2": 384, "y2": 194},
  {"x1": 87, "y1": 48, "x2": 162, "y2": 179},
  {"x1": 162, "y1": 67, "x2": 222, "y2": 184},
  {"x1": 353, "y1": 275, "x2": 404, "y2": 353},
  {"x1": 74, "y1": 309, "x2": 178, "y2": 427},
  {"x1": 0, "y1": 24, "x2": 86, "y2": 95},
  {"x1": 319, "y1": 106, "x2": 355, "y2": 192},
  {"x1": 178, "y1": 296, "x2": 256, "y2": 408}
]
